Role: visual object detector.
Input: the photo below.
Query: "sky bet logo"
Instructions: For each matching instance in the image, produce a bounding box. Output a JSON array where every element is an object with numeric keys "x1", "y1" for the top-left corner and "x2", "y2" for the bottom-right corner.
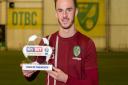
[
  {"x1": 23, "y1": 45, "x2": 52, "y2": 58},
  {"x1": 26, "y1": 47, "x2": 43, "y2": 52}
]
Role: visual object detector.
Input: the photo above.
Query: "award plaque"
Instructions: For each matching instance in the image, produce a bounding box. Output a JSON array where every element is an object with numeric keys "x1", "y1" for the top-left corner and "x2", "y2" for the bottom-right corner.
[{"x1": 22, "y1": 35, "x2": 53, "y2": 71}]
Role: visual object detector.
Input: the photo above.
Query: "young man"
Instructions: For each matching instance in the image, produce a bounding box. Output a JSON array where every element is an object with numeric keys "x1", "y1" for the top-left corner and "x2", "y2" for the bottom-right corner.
[{"x1": 21, "y1": 0, "x2": 99, "y2": 85}]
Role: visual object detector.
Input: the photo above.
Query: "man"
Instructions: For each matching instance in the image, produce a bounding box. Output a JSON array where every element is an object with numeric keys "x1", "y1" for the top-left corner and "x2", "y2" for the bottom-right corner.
[{"x1": 21, "y1": 0, "x2": 99, "y2": 85}]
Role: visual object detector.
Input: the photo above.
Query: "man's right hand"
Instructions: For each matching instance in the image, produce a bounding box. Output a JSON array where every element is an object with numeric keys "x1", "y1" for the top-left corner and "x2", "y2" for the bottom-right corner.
[
  {"x1": 20, "y1": 64, "x2": 36, "y2": 77},
  {"x1": 22, "y1": 70, "x2": 35, "y2": 77}
]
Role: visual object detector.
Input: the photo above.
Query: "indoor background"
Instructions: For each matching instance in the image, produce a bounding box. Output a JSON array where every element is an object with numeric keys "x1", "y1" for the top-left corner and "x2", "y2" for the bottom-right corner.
[{"x1": 0, "y1": 0, "x2": 128, "y2": 85}]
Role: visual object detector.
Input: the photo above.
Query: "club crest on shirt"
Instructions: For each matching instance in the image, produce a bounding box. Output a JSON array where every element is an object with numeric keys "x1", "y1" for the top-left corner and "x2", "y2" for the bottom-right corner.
[{"x1": 73, "y1": 46, "x2": 81, "y2": 57}]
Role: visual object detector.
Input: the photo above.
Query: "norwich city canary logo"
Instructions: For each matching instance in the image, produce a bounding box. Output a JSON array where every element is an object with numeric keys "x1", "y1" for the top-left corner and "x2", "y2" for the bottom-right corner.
[
  {"x1": 73, "y1": 46, "x2": 81, "y2": 57},
  {"x1": 77, "y1": 2, "x2": 99, "y2": 31}
]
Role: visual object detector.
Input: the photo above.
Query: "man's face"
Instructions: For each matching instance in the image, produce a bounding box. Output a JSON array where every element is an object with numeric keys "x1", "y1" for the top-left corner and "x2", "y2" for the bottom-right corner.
[{"x1": 55, "y1": 0, "x2": 77, "y2": 29}]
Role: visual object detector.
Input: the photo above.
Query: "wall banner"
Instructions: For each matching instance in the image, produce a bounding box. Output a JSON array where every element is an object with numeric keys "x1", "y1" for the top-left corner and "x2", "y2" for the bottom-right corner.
[
  {"x1": 75, "y1": 0, "x2": 106, "y2": 37},
  {"x1": 7, "y1": 2, "x2": 43, "y2": 29}
]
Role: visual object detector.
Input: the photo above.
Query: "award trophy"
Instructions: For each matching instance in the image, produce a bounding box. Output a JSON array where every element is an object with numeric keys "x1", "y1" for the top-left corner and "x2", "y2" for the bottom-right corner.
[{"x1": 22, "y1": 35, "x2": 53, "y2": 71}]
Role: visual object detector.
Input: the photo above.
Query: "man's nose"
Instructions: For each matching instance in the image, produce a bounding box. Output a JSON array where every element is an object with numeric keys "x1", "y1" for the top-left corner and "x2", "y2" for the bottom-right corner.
[{"x1": 63, "y1": 11, "x2": 68, "y2": 18}]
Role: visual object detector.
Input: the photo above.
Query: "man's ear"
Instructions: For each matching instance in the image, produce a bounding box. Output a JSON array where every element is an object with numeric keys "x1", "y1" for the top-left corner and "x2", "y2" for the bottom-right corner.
[{"x1": 75, "y1": 8, "x2": 78, "y2": 16}]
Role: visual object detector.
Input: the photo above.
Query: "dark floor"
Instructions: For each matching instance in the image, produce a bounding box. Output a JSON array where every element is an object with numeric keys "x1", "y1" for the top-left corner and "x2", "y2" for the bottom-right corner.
[{"x1": 0, "y1": 50, "x2": 128, "y2": 85}]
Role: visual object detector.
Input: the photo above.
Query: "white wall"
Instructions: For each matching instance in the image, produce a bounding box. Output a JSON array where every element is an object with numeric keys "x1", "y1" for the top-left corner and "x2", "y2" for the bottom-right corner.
[
  {"x1": 43, "y1": 0, "x2": 58, "y2": 36},
  {"x1": 0, "y1": 1, "x2": 6, "y2": 24},
  {"x1": 0, "y1": 2, "x2": 1, "y2": 24},
  {"x1": 4, "y1": 0, "x2": 128, "y2": 51},
  {"x1": 7, "y1": 0, "x2": 43, "y2": 49},
  {"x1": 110, "y1": 0, "x2": 128, "y2": 51}
]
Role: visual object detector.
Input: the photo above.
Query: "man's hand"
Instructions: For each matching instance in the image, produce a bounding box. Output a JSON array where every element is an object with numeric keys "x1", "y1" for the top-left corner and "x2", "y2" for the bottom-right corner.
[
  {"x1": 20, "y1": 63, "x2": 36, "y2": 77},
  {"x1": 22, "y1": 70, "x2": 35, "y2": 77},
  {"x1": 47, "y1": 67, "x2": 68, "y2": 83}
]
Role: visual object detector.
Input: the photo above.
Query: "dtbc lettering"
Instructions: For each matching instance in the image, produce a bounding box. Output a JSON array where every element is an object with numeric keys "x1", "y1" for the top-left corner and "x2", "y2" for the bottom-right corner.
[{"x1": 12, "y1": 11, "x2": 37, "y2": 25}]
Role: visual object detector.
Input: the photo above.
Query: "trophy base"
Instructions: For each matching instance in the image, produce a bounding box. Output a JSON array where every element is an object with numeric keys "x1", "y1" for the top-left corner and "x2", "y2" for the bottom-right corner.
[{"x1": 22, "y1": 64, "x2": 52, "y2": 71}]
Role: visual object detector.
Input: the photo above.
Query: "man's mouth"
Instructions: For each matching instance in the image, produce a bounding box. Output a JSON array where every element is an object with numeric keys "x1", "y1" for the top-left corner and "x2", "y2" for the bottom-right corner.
[{"x1": 62, "y1": 19, "x2": 69, "y2": 24}]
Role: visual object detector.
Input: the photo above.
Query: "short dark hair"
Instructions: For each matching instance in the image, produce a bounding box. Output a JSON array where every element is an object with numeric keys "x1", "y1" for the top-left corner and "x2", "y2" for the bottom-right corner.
[{"x1": 54, "y1": 0, "x2": 77, "y2": 8}]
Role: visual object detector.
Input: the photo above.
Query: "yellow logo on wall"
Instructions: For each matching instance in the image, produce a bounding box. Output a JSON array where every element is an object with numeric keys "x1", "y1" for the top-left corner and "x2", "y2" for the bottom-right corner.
[
  {"x1": 8, "y1": 8, "x2": 42, "y2": 29},
  {"x1": 75, "y1": 0, "x2": 106, "y2": 37}
]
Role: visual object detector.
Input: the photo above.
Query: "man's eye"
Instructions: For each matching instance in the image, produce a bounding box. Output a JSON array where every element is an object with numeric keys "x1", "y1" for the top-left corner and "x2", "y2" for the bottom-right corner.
[
  {"x1": 58, "y1": 9, "x2": 63, "y2": 12},
  {"x1": 67, "y1": 8, "x2": 73, "y2": 12}
]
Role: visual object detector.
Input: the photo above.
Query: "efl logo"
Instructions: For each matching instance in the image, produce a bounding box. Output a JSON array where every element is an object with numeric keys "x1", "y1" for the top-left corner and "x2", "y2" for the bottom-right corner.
[{"x1": 26, "y1": 47, "x2": 43, "y2": 52}]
